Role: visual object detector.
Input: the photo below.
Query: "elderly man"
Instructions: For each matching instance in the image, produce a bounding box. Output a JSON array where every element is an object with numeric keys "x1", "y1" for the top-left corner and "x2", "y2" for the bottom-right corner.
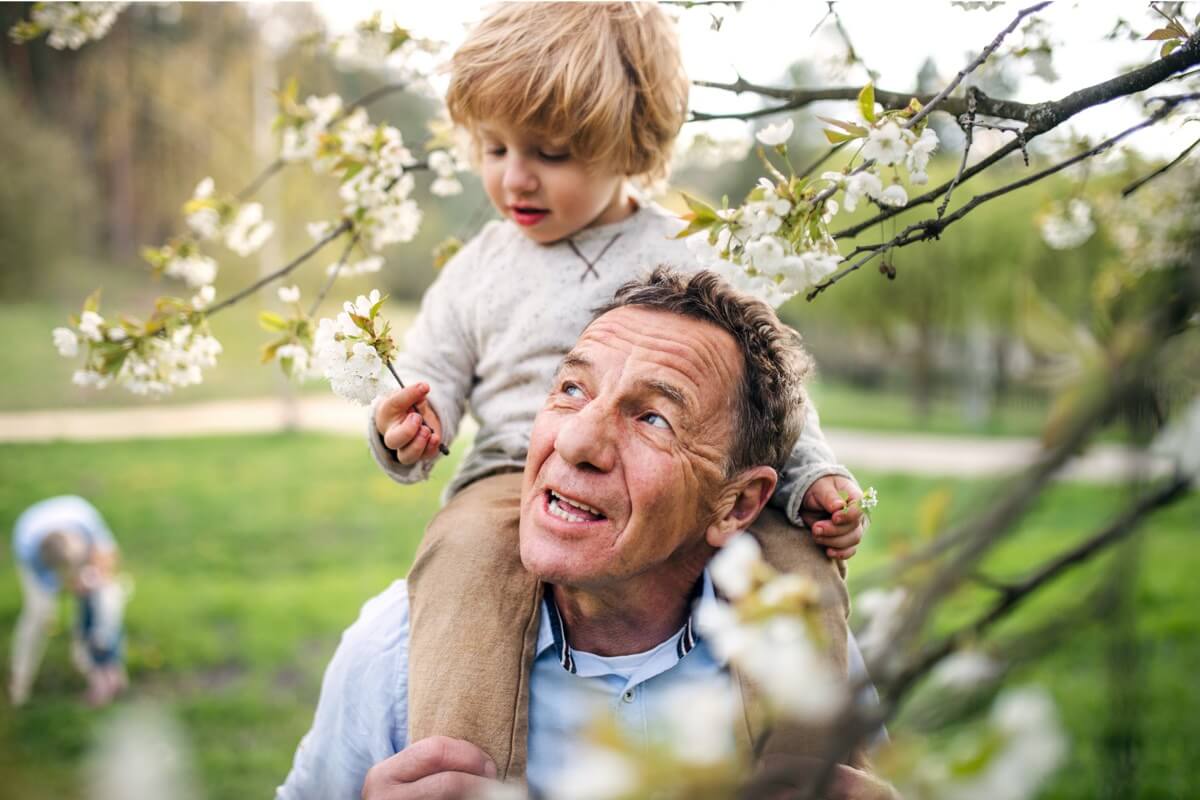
[{"x1": 278, "y1": 269, "x2": 884, "y2": 799}]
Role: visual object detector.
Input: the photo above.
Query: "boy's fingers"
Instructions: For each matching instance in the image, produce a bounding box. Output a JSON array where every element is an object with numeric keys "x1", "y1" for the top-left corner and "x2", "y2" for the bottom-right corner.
[
  {"x1": 383, "y1": 413, "x2": 423, "y2": 455},
  {"x1": 395, "y1": 425, "x2": 431, "y2": 465},
  {"x1": 421, "y1": 432, "x2": 442, "y2": 460},
  {"x1": 375, "y1": 384, "x2": 431, "y2": 431},
  {"x1": 828, "y1": 545, "x2": 858, "y2": 560},
  {"x1": 815, "y1": 529, "x2": 862, "y2": 551}
]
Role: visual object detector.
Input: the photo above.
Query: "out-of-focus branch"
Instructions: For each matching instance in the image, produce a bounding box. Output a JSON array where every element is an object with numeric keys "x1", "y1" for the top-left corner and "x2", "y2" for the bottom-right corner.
[
  {"x1": 905, "y1": 1, "x2": 1050, "y2": 129},
  {"x1": 1121, "y1": 134, "x2": 1200, "y2": 196},
  {"x1": 937, "y1": 88, "x2": 979, "y2": 219},
  {"x1": 887, "y1": 472, "x2": 1191, "y2": 702}
]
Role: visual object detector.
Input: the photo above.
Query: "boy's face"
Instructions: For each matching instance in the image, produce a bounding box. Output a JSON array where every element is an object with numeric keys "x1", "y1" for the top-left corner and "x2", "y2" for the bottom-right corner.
[{"x1": 478, "y1": 121, "x2": 632, "y2": 244}]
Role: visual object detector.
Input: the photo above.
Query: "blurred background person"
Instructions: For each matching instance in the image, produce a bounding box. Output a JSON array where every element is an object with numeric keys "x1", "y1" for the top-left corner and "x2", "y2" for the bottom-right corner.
[{"x1": 10, "y1": 495, "x2": 129, "y2": 707}]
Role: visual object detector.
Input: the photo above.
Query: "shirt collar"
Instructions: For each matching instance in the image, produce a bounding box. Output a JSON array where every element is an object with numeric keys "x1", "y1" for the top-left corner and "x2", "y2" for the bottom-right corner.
[{"x1": 536, "y1": 571, "x2": 714, "y2": 674}]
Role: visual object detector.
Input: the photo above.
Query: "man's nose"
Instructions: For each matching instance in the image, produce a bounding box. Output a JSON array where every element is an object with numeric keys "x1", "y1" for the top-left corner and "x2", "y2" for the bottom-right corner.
[
  {"x1": 502, "y1": 156, "x2": 538, "y2": 195},
  {"x1": 554, "y1": 402, "x2": 616, "y2": 473}
]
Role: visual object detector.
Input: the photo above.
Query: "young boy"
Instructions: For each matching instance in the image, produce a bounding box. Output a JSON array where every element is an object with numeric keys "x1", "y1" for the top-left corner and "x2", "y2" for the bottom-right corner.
[
  {"x1": 10, "y1": 495, "x2": 129, "y2": 707},
  {"x1": 366, "y1": 1, "x2": 866, "y2": 778}
]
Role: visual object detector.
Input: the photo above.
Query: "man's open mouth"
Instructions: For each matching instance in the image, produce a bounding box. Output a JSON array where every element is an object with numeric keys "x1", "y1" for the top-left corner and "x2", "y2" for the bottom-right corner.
[{"x1": 546, "y1": 489, "x2": 606, "y2": 523}]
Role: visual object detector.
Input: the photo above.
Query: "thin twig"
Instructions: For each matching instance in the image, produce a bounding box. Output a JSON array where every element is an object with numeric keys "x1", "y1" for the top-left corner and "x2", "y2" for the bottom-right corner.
[
  {"x1": 796, "y1": 142, "x2": 848, "y2": 180},
  {"x1": 205, "y1": 221, "x2": 352, "y2": 317},
  {"x1": 828, "y1": 1, "x2": 879, "y2": 82},
  {"x1": 689, "y1": 102, "x2": 805, "y2": 123},
  {"x1": 385, "y1": 362, "x2": 451, "y2": 456},
  {"x1": 905, "y1": 1, "x2": 1051, "y2": 129},
  {"x1": 937, "y1": 88, "x2": 978, "y2": 219},
  {"x1": 1121, "y1": 135, "x2": 1200, "y2": 196},
  {"x1": 307, "y1": 228, "x2": 362, "y2": 317}
]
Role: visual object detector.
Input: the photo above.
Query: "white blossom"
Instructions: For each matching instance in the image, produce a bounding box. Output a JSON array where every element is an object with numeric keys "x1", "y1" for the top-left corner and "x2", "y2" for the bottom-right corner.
[
  {"x1": 165, "y1": 253, "x2": 218, "y2": 289},
  {"x1": 186, "y1": 206, "x2": 221, "y2": 241},
  {"x1": 710, "y1": 533, "x2": 763, "y2": 600},
  {"x1": 312, "y1": 316, "x2": 384, "y2": 405},
  {"x1": 79, "y1": 311, "x2": 104, "y2": 342},
  {"x1": 931, "y1": 650, "x2": 1000, "y2": 691},
  {"x1": 906, "y1": 127, "x2": 939, "y2": 174},
  {"x1": 862, "y1": 121, "x2": 907, "y2": 166},
  {"x1": 878, "y1": 184, "x2": 909, "y2": 208},
  {"x1": 193, "y1": 177, "x2": 214, "y2": 200},
  {"x1": 275, "y1": 343, "x2": 311, "y2": 378},
  {"x1": 53, "y1": 327, "x2": 79, "y2": 358},
  {"x1": 32, "y1": 2, "x2": 128, "y2": 50},
  {"x1": 106, "y1": 326, "x2": 127, "y2": 342},
  {"x1": 307, "y1": 221, "x2": 336, "y2": 241},
  {"x1": 552, "y1": 746, "x2": 638, "y2": 800},
  {"x1": 842, "y1": 170, "x2": 884, "y2": 212},
  {"x1": 431, "y1": 176, "x2": 463, "y2": 197},
  {"x1": 657, "y1": 681, "x2": 738, "y2": 765},
  {"x1": 191, "y1": 285, "x2": 216, "y2": 310},
  {"x1": 755, "y1": 119, "x2": 794, "y2": 147},
  {"x1": 856, "y1": 587, "x2": 907, "y2": 666},
  {"x1": 859, "y1": 486, "x2": 879, "y2": 511},
  {"x1": 1039, "y1": 198, "x2": 1095, "y2": 250},
  {"x1": 277, "y1": 285, "x2": 301, "y2": 304},
  {"x1": 224, "y1": 203, "x2": 275, "y2": 257}
]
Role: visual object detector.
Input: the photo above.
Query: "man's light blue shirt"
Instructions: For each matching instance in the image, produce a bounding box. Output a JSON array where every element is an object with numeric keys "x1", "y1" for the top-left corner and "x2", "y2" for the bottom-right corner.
[
  {"x1": 276, "y1": 577, "x2": 875, "y2": 800},
  {"x1": 275, "y1": 576, "x2": 726, "y2": 800}
]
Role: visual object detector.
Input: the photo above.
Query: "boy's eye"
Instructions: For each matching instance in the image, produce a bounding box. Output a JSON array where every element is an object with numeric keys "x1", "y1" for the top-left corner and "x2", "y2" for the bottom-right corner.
[
  {"x1": 642, "y1": 412, "x2": 671, "y2": 430},
  {"x1": 485, "y1": 146, "x2": 506, "y2": 157},
  {"x1": 539, "y1": 150, "x2": 569, "y2": 162}
]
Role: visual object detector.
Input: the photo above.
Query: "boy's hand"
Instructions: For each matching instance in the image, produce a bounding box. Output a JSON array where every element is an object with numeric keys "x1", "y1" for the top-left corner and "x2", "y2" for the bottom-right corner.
[
  {"x1": 800, "y1": 475, "x2": 866, "y2": 560},
  {"x1": 376, "y1": 383, "x2": 444, "y2": 465}
]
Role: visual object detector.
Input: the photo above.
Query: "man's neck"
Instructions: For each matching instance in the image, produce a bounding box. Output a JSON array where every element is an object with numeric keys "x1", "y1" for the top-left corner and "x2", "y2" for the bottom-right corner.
[{"x1": 550, "y1": 547, "x2": 710, "y2": 657}]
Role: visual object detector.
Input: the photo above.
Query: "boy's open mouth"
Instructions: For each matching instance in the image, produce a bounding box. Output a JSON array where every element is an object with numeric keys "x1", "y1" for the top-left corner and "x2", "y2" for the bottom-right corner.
[{"x1": 511, "y1": 206, "x2": 549, "y2": 226}]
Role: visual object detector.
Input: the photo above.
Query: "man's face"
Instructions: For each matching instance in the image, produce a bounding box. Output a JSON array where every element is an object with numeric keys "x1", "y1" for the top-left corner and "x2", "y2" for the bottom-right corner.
[{"x1": 519, "y1": 306, "x2": 745, "y2": 590}]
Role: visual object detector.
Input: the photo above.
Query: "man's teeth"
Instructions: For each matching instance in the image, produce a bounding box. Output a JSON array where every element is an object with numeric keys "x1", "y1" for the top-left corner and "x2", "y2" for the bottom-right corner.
[{"x1": 548, "y1": 491, "x2": 602, "y2": 522}]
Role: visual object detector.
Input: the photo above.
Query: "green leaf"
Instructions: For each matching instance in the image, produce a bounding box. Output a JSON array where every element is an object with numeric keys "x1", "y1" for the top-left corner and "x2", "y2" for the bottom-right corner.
[
  {"x1": 1161, "y1": 39, "x2": 1182, "y2": 58},
  {"x1": 858, "y1": 83, "x2": 876, "y2": 123},
  {"x1": 258, "y1": 311, "x2": 289, "y2": 332},
  {"x1": 823, "y1": 129, "x2": 856, "y2": 144},
  {"x1": 260, "y1": 338, "x2": 286, "y2": 365},
  {"x1": 680, "y1": 192, "x2": 719, "y2": 223},
  {"x1": 83, "y1": 289, "x2": 102, "y2": 314},
  {"x1": 348, "y1": 312, "x2": 372, "y2": 333},
  {"x1": 370, "y1": 294, "x2": 388, "y2": 318},
  {"x1": 673, "y1": 218, "x2": 715, "y2": 240}
]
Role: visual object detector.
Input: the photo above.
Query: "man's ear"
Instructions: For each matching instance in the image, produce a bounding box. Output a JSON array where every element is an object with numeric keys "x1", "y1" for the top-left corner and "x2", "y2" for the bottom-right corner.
[{"x1": 706, "y1": 466, "x2": 778, "y2": 549}]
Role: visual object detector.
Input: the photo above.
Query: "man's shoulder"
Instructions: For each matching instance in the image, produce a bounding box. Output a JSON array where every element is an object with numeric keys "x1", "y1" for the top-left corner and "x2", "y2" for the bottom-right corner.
[{"x1": 338, "y1": 579, "x2": 410, "y2": 659}]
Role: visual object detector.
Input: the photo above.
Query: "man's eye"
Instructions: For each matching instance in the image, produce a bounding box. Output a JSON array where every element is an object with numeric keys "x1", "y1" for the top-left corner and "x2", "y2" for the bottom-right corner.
[
  {"x1": 563, "y1": 383, "x2": 584, "y2": 398},
  {"x1": 642, "y1": 412, "x2": 671, "y2": 430}
]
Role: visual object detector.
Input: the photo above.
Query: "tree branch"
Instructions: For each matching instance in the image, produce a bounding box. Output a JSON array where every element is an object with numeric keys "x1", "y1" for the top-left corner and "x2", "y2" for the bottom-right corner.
[
  {"x1": 1121, "y1": 134, "x2": 1200, "y2": 196},
  {"x1": 204, "y1": 221, "x2": 351, "y2": 317},
  {"x1": 904, "y1": 1, "x2": 1051, "y2": 129},
  {"x1": 810, "y1": 94, "x2": 1195, "y2": 299},
  {"x1": 886, "y1": 472, "x2": 1192, "y2": 701},
  {"x1": 307, "y1": 228, "x2": 362, "y2": 317},
  {"x1": 829, "y1": 30, "x2": 1200, "y2": 239}
]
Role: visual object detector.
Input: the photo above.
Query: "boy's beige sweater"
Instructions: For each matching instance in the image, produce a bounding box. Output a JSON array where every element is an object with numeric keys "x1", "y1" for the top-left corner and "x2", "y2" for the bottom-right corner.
[{"x1": 367, "y1": 202, "x2": 854, "y2": 523}]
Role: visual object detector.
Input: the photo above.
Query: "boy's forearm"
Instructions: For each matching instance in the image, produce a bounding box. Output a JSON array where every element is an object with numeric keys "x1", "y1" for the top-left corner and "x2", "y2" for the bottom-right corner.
[{"x1": 769, "y1": 391, "x2": 859, "y2": 525}]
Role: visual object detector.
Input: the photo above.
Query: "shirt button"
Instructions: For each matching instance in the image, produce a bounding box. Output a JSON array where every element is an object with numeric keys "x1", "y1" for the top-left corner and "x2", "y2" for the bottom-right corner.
[{"x1": 622, "y1": 689, "x2": 635, "y2": 703}]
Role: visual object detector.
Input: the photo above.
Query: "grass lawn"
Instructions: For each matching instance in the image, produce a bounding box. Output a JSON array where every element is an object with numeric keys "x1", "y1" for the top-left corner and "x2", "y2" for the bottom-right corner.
[{"x1": 0, "y1": 434, "x2": 1195, "y2": 799}]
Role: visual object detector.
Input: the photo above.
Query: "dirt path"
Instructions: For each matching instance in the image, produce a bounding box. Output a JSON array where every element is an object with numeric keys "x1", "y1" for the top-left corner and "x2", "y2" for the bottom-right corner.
[{"x1": 0, "y1": 395, "x2": 1173, "y2": 483}]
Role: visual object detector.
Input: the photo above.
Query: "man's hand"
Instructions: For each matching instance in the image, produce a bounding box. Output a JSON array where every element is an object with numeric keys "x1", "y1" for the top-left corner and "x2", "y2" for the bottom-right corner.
[
  {"x1": 375, "y1": 383, "x2": 444, "y2": 464},
  {"x1": 361, "y1": 736, "x2": 498, "y2": 800},
  {"x1": 799, "y1": 475, "x2": 866, "y2": 560}
]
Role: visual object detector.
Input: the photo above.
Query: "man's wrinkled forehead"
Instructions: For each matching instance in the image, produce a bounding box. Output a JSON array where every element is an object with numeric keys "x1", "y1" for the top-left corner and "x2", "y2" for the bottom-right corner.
[{"x1": 564, "y1": 307, "x2": 742, "y2": 402}]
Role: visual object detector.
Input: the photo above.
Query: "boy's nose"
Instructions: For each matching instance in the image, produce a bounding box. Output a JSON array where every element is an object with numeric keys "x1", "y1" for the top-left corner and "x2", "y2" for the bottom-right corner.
[{"x1": 502, "y1": 158, "x2": 539, "y2": 194}]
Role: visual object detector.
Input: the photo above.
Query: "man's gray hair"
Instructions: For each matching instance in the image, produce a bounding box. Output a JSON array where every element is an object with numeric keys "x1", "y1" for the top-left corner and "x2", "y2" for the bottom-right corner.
[{"x1": 594, "y1": 267, "x2": 811, "y2": 474}]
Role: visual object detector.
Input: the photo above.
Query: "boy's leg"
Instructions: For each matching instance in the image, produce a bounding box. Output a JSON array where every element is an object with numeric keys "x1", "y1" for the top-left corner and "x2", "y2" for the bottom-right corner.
[
  {"x1": 748, "y1": 506, "x2": 849, "y2": 675},
  {"x1": 745, "y1": 506, "x2": 858, "y2": 773},
  {"x1": 405, "y1": 470, "x2": 539, "y2": 779},
  {"x1": 10, "y1": 567, "x2": 58, "y2": 706}
]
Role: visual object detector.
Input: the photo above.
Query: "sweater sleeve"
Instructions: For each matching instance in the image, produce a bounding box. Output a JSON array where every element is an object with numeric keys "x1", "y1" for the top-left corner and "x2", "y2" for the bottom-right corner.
[
  {"x1": 366, "y1": 238, "x2": 482, "y2": 484},
  {"x1": 768, "y1": 388, "x2": 859, "y2": 526}
]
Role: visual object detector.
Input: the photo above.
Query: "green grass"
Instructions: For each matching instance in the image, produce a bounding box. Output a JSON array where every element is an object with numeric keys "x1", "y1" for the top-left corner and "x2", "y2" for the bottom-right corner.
[{"x1": 0, "y1": 435, "x2": 1196, "y2": 798}]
